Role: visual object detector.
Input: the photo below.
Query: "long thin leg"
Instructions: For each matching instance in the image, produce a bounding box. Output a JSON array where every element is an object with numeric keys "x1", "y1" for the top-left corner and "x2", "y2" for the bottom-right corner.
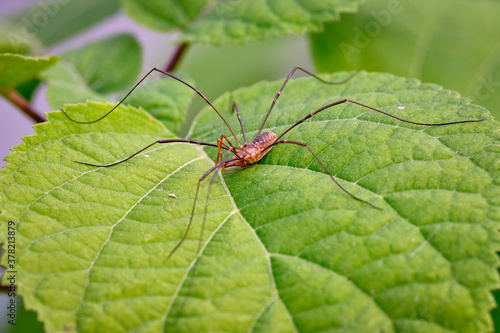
[
  {"x1": 258, "y1": 67, "x2": 359, "y2": 135},
  {"x1": 216, "y1": 139, "x2": 225, "y2": 165},
  {"x1": 76, "y1": 139, "x2": 229, "y2": 167},
  {"x1": 232, "y1": 101, "x2": 247, "y2": 144},
  {"x1": 276, "y1": 99, "x2": 484, "y2": 141},
  {"x1": 216, "y1": 138, "x2": 232, "y2": 164},
  {"x1": 216, "y1": 133, "x2": 239, "y2": 164},
  {"x1": 220, "y1": 133, "x2": 237, "y2": 149},
  {"x1": 167, "y1": 156, "x2": 241, "y2": 259},
  {"x1": 271, "y1": 140, "x2": 381, "y2": 210},
  {"x1": 172, "y1": 159, "x2": 226, "y2": 322},
  {"x1": 61, "y1": 67, "x2": 241, "y2": 147}
]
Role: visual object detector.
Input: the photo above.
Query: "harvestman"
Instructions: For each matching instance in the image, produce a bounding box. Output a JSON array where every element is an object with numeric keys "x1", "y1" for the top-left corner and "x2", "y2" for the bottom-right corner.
[{"x1": 63, "y1": 67, "x2": 483, "y2": 259}]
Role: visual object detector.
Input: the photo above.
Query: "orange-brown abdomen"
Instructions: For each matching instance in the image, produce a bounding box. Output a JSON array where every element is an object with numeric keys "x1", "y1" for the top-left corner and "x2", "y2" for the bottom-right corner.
[{"x1": 225, "y1": 132, "x2": 277, "y2": 168}]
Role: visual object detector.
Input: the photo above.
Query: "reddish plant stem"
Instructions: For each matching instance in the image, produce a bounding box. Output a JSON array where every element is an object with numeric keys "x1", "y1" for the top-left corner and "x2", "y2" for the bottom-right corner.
[
  {"x1": 164, "y1": 42, "x2": 190, "y2": 72},
  {"x1": 5, "y1": 89, "x2": 44, "y2": 123}
]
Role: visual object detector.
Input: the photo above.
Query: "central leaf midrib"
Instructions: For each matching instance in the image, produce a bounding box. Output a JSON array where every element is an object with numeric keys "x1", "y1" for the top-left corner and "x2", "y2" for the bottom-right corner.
[
  {"x1": 160, "y1": 210, "x2": 238, "y2": 325},
  {"x1": 195, "y1": 144, "x2": 301, "y2": 333}
]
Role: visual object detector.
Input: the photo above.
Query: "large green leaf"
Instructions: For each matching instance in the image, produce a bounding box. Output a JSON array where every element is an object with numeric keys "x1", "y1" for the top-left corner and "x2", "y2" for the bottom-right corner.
[
  {"x1": 1, "y1": 72, "x2": 499, "y2": 332},
  {"x1": 309, "y1": 0, "x2": 500, "y2": 120},
  {"x1": 121, "y1": 0, "x2": 367, "y2": 44}
]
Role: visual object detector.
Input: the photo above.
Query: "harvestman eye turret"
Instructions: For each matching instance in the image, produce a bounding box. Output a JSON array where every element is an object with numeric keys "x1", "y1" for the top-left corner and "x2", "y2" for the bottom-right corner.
[{"x1": 62, "y1": 66, "x2": 483, "y2": 259}]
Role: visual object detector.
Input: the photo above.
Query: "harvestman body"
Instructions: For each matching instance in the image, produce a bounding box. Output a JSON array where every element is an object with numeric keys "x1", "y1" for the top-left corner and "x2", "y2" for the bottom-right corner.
[{"x1": 63, "y1": 66, "x2": 483, "y2": 259}]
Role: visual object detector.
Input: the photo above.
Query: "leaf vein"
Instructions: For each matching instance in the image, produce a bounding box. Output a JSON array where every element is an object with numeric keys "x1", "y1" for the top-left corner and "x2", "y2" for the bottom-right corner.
[
  {"x1": 272, "y1": 253, "x2": 395, "y2": 330},
  {"x1": 75, "y1": 155, "x2": 204, "y2": 328}
]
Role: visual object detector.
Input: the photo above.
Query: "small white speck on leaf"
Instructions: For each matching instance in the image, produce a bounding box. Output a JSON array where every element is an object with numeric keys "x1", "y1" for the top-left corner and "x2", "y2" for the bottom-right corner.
[
  {"x1": 158, "y1": 188, "x2": 164, "y2": 191},
  {"x1": 169, "y1": 194, "x2": 177, "y2": 199},
  {"x1": 397, "y1": 106, "x2": 406, "y2": 110},
  {"x1": 144, "y1": 154, "x2": 149, "y2": 157},
  {"x1": 414, "y1": 296, "x2": 419, "y2": 302},
  {"x1": 411, "y1": 237, "x2": 415, "y2": 242}
]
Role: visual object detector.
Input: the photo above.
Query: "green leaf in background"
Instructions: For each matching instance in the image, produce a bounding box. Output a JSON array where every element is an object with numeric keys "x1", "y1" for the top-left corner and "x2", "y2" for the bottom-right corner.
[
  {"x1": 181, "y1": 0, "x2": 367, "y2": 44},
  {"x1": 126, "y1": 74, "x2": 196, "y2": 134},
  {"x1": 8, "y1": 0, "x2": 120, "y2": 47},
  {"x1": 0, "y1": 22, "x2": 42, "y2": 55},
  {"x1": 1, "y1": 72, "x2": 499, "y2": 332},
  {"x1": 0, "y1": 53, "x2": 58, "y2": 91},
  {"x1": 309, "y1": 0, "x2": 500, "y2": 120},
  {"x1": 40, "y1": 61, "x2": 108, "y2": 110},
  {"x1": 121, "y1": 0, "x2": 210, "y2": 31},
  {"x1": 120, "y1": 0, "x2": 367, "y2": 44},
  {"x1": 41, "y1": 34, "x2": 141, "y2": 110},
  {"x1": 62, "y1": 34, "x2": 142, "y2": 95},
  {"x1": 0, "y1": 54, "x2": 56, "y2": 114}
]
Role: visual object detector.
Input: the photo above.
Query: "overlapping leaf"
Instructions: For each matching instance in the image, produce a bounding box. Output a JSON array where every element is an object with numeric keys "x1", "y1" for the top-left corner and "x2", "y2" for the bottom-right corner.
[
  {"x1": 0, "y1": 54, "x2": 58, "y2": 108},
  {"x1": 0, "y1": 54, "x2": 58, "y2": 90},
  {"x1": 1, "y1": 72, "x2": 499, "y2": 332}
]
